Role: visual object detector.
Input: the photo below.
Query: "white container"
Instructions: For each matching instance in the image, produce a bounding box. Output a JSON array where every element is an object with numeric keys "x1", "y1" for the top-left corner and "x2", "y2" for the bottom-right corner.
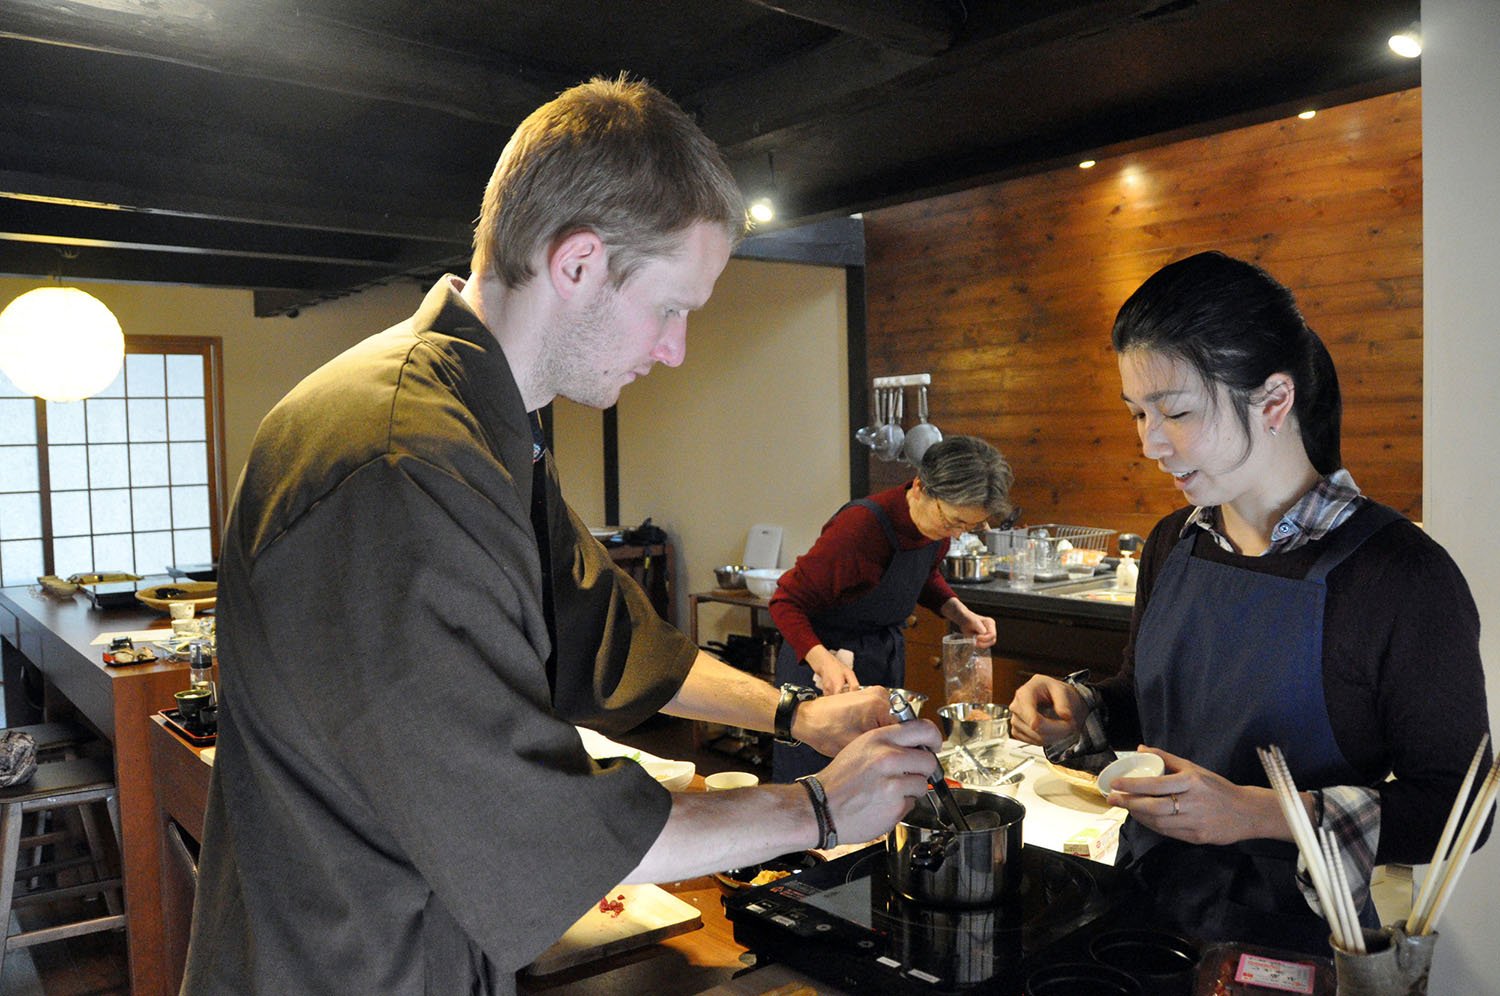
[
  {"x1": 1115, "y1": 552, "x2": 1138, "y2": 593},
  {"x1": 742, "y1": 567, "x2": 785, "y2": 599},
  {"x1": 705, "y1": 771, "x2": 760, "y2": 791}
]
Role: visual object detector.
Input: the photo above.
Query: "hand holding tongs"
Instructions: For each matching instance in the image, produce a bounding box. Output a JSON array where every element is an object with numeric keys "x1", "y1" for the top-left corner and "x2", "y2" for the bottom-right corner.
[{"x1": 889, "y1": 689, "x2": 970, "y2": 832}]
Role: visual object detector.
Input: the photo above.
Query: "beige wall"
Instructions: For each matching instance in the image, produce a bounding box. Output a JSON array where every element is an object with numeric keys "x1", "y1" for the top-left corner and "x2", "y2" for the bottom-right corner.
[
  {"x1": 551, "y1": 257, "x2": 850, "y2": 642},
  {"x1": 5, "y1": 260, "x2": 847, "y2": 647},
  {"x1": 0, "y1": 274, "x2": 427, "y2": 494}
]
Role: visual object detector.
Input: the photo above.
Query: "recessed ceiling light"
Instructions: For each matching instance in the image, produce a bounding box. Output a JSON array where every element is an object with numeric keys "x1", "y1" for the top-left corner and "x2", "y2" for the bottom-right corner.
[
  {"x1": 1078, "y1": 159, "x2": 1097, "y2": 169},
  {"x1": 1389, "y1": 23, "x2": 1422, "y2": 58},
  {"x1": 748, "y1": 198, "x2": 775, "y2": 224},
  {"x1": 1298, "y1": 109, "x2": 1317, "y2": 120}
]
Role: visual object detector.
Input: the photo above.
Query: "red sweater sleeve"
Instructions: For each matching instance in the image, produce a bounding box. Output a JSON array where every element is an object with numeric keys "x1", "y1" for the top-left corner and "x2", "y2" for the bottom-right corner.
[{"x1": 769, "y1": 486, "x2": 955, "y2": 661}]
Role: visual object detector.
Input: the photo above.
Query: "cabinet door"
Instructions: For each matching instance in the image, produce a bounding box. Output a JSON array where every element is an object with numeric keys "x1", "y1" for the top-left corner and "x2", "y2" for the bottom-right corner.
[{"x1": 902, "y1": 611, "x2": 948, "y2": 706}]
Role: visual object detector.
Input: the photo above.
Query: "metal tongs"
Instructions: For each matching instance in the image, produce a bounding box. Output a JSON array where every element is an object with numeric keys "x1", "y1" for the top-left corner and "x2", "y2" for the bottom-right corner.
[{"x1": 889, "y1": 689, "x2": 971, "y2": 832}]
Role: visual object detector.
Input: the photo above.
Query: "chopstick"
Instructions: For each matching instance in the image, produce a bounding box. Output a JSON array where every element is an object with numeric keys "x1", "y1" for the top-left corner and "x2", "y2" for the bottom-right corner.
[
  {"x1": 1409, "y1": 734, "x2": 1489, "y2": 933},
  {"x1": 1319, "y1": 827, "x2": 1364, "y2": 952},
  {"x1": 1258, "y1": 745, "x2": 1363, "y2": 953},
  {"x1": 1409, "y1": 738, "x2": 1500, "y2": 936}
]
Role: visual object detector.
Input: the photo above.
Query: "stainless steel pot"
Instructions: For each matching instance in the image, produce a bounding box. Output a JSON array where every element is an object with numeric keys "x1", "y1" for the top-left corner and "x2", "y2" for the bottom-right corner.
[
  {"x1": 887, "y1": 789, "x2": 1025, "y2": 908},
  {"x1": 943, "y1": 552, "x2": 996, "y2": 582}
]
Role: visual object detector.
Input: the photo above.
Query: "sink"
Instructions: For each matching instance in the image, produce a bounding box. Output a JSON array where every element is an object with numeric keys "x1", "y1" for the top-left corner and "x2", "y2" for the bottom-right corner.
[{"x1": 1043, "y1": 576, "x2": 1137, "y2": 605}]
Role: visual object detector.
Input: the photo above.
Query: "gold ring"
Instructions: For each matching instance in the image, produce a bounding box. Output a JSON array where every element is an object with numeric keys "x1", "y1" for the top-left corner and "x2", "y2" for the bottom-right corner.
[{"x1": 1171, "y1": 793, "x2": 1180, "y2": 816}]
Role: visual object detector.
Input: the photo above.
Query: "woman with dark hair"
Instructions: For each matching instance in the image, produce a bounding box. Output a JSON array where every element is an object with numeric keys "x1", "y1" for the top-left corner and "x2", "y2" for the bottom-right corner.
[
  {"x1": 1010, "y1": 252, "x2": 1490, "y2": 951},
  {"x1": 770, "y1": 435, "x2": 1014, "y2": 781}
]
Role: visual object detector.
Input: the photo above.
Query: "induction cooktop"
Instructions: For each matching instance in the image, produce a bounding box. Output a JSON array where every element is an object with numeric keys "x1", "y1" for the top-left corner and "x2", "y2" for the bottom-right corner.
[{"x1": 723, "y1": 842, "x2": 1131, "y2": 994}]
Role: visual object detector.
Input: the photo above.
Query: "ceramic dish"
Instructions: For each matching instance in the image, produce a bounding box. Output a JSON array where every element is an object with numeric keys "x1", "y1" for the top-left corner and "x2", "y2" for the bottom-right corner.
[
  {"x1": 640, "y1": 758, "x2": 695, "y2": 791},
  {"x1": 1095, "y1": 751, "x2": 1165, "y2": 796},
  {"x1": 1044, "y1": 758, "x2": 1102, "y2": 793},
  {"x1": 135, "y1": 581, "x2": 218, "y2": 613}
]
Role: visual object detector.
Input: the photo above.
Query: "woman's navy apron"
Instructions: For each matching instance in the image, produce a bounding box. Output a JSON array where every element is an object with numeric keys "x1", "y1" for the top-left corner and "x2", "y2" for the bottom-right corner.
[
  {"x1": 771, "y1": 498, "x2": 943, "y2": 782},
  {"x1": 1121, "y1": 502, "x2": 1399, "y2": 952}
]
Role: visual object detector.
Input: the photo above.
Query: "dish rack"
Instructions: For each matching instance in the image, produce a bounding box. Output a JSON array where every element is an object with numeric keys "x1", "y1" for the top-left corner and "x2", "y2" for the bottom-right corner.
[{"x1": 1025, "y1": 524, "x2": 1116, "y2": 556}]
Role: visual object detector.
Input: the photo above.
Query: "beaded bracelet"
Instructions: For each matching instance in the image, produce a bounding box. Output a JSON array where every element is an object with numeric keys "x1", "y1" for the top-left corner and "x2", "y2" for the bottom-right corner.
[{"x1": 796, "y1": 773, "x2": 839, "y2": 849}]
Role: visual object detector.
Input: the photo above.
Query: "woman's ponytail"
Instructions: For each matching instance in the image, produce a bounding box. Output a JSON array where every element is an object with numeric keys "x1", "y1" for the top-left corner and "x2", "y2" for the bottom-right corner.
[{"x1": 1296, "y1": 329, "x2": 1343, "y2": 474}]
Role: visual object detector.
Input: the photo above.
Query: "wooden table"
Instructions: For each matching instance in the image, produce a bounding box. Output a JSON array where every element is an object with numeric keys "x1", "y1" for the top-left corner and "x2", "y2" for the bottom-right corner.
[
  {"x1": 0, "y1": 583, "x2": 199, "y2": 996},
  {"x1": 686, "y1": 589, "x2": 772, "y2": 647}
]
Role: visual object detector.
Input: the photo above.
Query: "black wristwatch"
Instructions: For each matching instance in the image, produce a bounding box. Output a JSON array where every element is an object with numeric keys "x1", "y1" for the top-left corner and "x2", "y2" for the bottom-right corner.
[{"x1": 774, "y1": 683, "x2": 818, "y2": 745}]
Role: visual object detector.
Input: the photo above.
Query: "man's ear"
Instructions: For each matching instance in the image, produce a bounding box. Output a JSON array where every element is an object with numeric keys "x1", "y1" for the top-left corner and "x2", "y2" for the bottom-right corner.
[{"x1": 547, "y1": 229, "x2": 608, "y2": 302}]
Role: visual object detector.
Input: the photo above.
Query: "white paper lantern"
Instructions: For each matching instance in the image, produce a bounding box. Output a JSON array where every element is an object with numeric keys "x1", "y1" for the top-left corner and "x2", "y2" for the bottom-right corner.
[{"x1": 0, "y1": 287, "x2": 124, "y2": 402}]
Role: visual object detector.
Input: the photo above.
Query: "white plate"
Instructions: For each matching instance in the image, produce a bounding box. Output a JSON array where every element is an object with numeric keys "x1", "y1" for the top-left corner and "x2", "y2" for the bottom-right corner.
[
  {"x1": 640, "y1": 759, "x2": 695, "y2": 791},
  {"x1": 1095, "y1": 751, "x2": 1165, "y2": 796}
]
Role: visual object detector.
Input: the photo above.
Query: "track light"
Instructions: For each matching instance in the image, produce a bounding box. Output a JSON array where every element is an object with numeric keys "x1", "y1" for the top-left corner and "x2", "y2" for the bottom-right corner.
[{"x1": 1388, "y1": 22, "x2": 1422, "y2": 59}]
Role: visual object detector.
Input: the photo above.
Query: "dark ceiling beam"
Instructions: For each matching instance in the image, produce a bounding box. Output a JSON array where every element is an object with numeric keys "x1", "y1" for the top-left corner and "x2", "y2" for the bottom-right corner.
[
  {"x1": 0, "y1": 197, "x2": 467, "y2": 267},
  {"x1": 714, "y1": 0, "x2": 1163, "y2": 162},
  {"x1": 0, "y1": 239, "x2": 454, "y2": 292},
  {"x1": 736, "y1": 216, "x2": 865, "y2": 267},
  {"x1": 740, "y1": 0, "x2": 957, "y2": 55},
  {"x1": 0, "y1": 0, "x2": 568, "y2": 124},
  {"x1": 689, "y1": 34, "x2": 929, "y2": 148},
  {"x1": 0, "y1": 175, "x2": 472, "y2": 245}
]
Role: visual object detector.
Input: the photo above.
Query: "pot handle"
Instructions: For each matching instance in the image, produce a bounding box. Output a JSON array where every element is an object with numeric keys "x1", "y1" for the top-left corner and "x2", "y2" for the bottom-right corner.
[{"x1": 910, "y1": 832, "x2": 954, "y2": 871}]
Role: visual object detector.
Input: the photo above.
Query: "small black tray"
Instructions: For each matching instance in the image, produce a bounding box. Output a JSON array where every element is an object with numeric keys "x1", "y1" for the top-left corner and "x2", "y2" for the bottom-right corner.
[{"x1": 159, "y1": 708, "x2": 216, "y2": 745}]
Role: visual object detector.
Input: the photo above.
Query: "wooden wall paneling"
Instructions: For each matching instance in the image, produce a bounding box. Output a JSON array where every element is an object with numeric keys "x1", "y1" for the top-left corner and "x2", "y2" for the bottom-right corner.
[{"x1": 864, "y1": 89, "x2": 1423, "y2": 538}]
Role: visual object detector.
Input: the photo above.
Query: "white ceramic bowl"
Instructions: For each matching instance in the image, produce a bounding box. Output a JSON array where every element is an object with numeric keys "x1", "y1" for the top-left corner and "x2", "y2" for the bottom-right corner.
[
  {"x1": 704, "y1": 770, "x2": 760, "y2": 791},
  {"x1": 1095, "y1": 751, "x2": 1165, "y2": 797},
  {"x1": 641, "y1": 758, "x2": 696, "y2": 791},
  {"x1": 742, "y1": 568, "x2": 786, "y2": 599}
]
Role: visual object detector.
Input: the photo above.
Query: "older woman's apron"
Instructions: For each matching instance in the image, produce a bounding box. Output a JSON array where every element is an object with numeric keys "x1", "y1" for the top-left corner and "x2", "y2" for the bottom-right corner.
[
  {"x1": 1121, "y1": 502, "x2": 1399, "y2": 951},
  {"x1": 771, "y1": 499, "x2": 942, "y2": 782}
]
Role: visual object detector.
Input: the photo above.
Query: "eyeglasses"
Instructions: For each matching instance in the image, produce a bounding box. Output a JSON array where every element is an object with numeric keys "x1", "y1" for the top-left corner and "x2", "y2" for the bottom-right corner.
[{"x1": 933, "y1": 497, "x2": 989, "y2": 535}]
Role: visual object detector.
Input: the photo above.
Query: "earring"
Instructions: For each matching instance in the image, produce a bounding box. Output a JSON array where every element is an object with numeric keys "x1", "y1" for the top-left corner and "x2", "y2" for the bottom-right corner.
[{"x1": 1269, "y1": 425, "x2": 1279, "y2": 437}]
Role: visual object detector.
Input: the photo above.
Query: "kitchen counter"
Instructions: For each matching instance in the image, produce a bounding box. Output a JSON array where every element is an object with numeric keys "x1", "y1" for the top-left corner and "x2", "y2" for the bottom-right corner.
[
  {"x1": 944, "y1": 574, "x2": 1135, "y2": 688},
  {"x1": 148, "y1": 715, "x2": 1123, "y2": 995},
  {"x1": 947, "y1": 573, "x2": 1134, "y2": 628}
]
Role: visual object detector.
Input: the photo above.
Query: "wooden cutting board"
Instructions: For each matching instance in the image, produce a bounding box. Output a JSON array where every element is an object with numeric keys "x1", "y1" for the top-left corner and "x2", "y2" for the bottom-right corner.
[{"x1": 525, "y1": 883, "x2": 703, "y2": 976}]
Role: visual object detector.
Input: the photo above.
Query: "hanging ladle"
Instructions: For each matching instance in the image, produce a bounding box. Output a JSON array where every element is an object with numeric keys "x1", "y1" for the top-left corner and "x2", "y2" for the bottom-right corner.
[
  {"x1": 902, "y1": 384, "x2": 943, "y2": 465},
  {"x1": 855, "y1": 386, "x2": 881, "y2": 449},
  {"x1": 874, "y1": 387, "x2": 905, "y2": 462}
]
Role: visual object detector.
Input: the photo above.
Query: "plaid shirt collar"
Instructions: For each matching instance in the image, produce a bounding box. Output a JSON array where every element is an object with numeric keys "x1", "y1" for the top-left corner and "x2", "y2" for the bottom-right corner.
[{"x1": 1182, "y1": 468, "x2": 1365, "y2": 554}]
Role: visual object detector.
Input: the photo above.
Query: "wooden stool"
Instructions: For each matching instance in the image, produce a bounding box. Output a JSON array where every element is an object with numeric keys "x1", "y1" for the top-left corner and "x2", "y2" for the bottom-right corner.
[
  {"x1": 7, "y1": 721, "x2": 103, "y2": 888},
  {"x1": 0, "y1": 756, "x2": 124, "y2": 975}
]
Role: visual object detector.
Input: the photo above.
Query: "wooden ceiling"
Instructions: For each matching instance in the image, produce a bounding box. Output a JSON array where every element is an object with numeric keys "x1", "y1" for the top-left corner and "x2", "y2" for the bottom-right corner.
[{"x1": 0, "y1": 0, "x2": 1419, "y2": 316}]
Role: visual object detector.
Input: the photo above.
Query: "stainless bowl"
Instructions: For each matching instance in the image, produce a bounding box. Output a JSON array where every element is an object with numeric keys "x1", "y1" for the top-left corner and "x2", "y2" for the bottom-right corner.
[
  {"x1": 937, "y1": 702, "x2": 1009, "y2": 747},
  {"x1": 891, "y1": 689, "x2": 929, "y2": 716},
  {"x1": 714, "y1": 564, "x2": 747, "y2": 589}
]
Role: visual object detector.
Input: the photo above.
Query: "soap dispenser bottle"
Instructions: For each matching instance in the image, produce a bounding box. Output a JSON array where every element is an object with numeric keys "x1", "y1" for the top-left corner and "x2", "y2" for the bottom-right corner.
[{"x1": 1116, "y1": 551, "x2": 1138, "y2": 592}]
